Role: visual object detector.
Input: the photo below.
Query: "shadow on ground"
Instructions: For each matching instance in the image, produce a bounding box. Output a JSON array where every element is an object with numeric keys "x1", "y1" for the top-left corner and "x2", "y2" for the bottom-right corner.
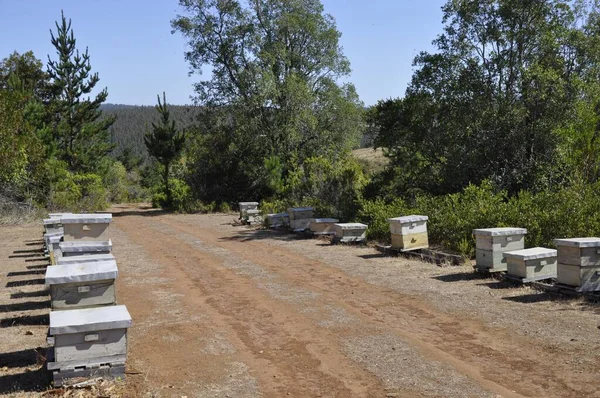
[
  {"x1": 7, "y1": 270, "x2": 46, "y2": 277},
  {"x1": 0, "y1": 347, "x2": 46, "y2": 369},
  {"x1": 0, "y1": 314, "x2": 49, "y2": 327},
  {"x1": 10, "y1": 290, "x2": 49, "y2": 299},
  {"x1": 0, "y1": 300, "x2": 50, "y2": 313},
  {"x1": 432, "y1": 272, "x2": 492, "y2": 283},
  {"x1": 0, "y1": 367, "x2": 50, "y2": 394},
  {"x1": 220, "y1": 228, "x2": 310, "y2": 243},
  {"x1": 6, "y1": 278, "x2": 46, "y2": 288}
]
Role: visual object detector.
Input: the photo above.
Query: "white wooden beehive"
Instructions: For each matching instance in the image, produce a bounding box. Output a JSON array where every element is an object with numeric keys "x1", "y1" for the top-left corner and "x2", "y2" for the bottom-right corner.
[
  {"x1": 266, "y1": 213, "x2": 289, "y2": 228},
  {"x1": 47, "y1": 234, "x2": 62, "y2": 265},
  {"x1": 503, "y1": 247, "x2": 557, "y2": 282},
  {"x1": 334, "y1": 223, "x2": 367, "y2": 243},
  {"x1": 473, "y1": 228, "x2": 527, "y2": 272},
  {"x1": 554, "y1": 238, "x2": 600, "y2": 292},
  {"x1": 387, "y1": 215, "x2": 429, "y2": 251},
  {"x1": 61, "y1": 214, "x2": 112, "y2": 242},
  {"x1": 47, "y1": 305, "x2": 132, "y2": 374},
  {"x1": 288, "y1": 207, "x2": 314, "y2": 231},
  {"x1": 46, "y1": 260, "x2": 118, "y2": 310},
  {"x1": 239, "y1": 202, "x2": 259, "y2": 220},
  {"x1": 59, "y1": 240, "x2": 112, "y2": 258},
  {"x1": 309, "y1": 218, "x2": 339, "y2": 235}
]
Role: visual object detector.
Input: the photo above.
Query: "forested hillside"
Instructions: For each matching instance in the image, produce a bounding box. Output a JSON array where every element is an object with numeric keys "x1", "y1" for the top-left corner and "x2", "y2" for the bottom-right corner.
[{"x1": 101, "y1": 103, "x2": 202, "y2": 160}]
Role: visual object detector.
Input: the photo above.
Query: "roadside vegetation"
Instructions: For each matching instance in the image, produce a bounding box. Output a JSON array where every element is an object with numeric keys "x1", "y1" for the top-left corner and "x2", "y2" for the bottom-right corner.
[{"x1": 3, "y1": 1, "x2": 600, "y2": 257}]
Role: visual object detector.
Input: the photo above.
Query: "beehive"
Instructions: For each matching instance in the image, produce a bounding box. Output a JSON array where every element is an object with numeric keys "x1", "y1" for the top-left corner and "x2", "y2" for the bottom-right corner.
[
  {"x1": 45, "y1": 260, "x2": 118, "y2": 310},
  {"x1": 47, "y1": 305, "x2": 132, "y2": 386},
  {"x1": 473, "y1": 228, "x2": 527, "y2": 272},
  {"x1": 245, "y1": 209, "x2": 263, "y2": 225},
  {"x1": 266, "y1": 213, "x2": 289, "y2": 228},
  {"x1": 59, "y1": 240, "x2": 112, "y2": 258},
  {"x1": 61, "y1": 214, "x2": 112, "y2": 242},
  {"x1": 43, "y1": 218, "x2": 63, "y2": 235},
  {"x1": 309, "y1": 218, "x2": 339, "y2": 235},
  {"x1": 239, "y1": 202, "x2": 259, "y2": 220},
  {"x1": 387, "y1": 215, "x2": 429, "y2": 251},
  {"x1": 504, "y1": 247, "x2": 557, "y2": 282},
  {"x1": 554, "y1": 238, "x2": 600, "y2": 292},
  {"x1": 288, "y1": 207, "x2": 314, "y2": 231},
  {"x1": 334, "y1": 223, "x2": 367, "y2": 243},
  {"x1": 57, "y1": 254, "x2": 116, "y2": 265}
]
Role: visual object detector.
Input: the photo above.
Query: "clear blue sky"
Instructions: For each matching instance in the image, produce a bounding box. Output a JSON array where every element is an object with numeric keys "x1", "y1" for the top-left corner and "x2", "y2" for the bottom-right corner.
[{"x1": 0, "y1": 0, "x2": 446, "y2": 106}]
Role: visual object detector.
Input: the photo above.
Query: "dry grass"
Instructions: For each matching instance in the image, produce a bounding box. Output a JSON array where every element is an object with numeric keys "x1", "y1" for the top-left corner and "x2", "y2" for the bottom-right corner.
[{"x1": 351, "y1": 147, "x2": 388, "y2": 174}]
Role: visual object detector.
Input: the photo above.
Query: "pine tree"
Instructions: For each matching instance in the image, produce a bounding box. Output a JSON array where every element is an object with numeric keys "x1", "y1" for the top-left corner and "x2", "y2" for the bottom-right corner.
[
  {"x1": 144, "y1": 92, "x2": 185, "y2": 207},
  {"x1": 47, "y1": 11, "x2": 115, "y2": 172}
]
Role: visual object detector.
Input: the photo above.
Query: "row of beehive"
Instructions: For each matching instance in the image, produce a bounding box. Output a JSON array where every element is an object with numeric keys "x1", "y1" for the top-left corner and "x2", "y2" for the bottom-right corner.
[
  {"x1": 255, "y1": 204, "x2": 368, "y2": 243},
  {"x1": 254, "y1": 203, "x2": 600, "y2": 293},
  {"x1": 42, "y1": 213, "x2": 132, "y2": 387}
]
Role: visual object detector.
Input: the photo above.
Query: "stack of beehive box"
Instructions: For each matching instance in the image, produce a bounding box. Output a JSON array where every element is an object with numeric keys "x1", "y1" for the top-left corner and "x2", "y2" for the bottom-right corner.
[
  {"x1": 554, "y1": 238, "x2": 600, "y2": 292},
  {"x1": 503, "y1": 247, "x2": 557, "y2": 282},
  {"x1": 57, "y1": 214, "x2": 113, "y2": 261},
  {"x1": 473, "y1": 228, "x2": 527, "y2": 272},
  {"x1": 309, "y1": 218, "x2": 339, "y2": 235},
  {"x1": 387, "y1": 215, "x2": 429, "y2": 251},
  {"x1": 288, "y1": 207, "x2": 314, "y2": 232},
  {"x1": 41, "y1": 213, "x2": 132, "y2": 386},
  {"x1": 238, "y1": 202, "x2": 263, "y2": 225},
  {"x1": 334, "y1": 223, "x2": 368, "y2": 243},
  {"x1": 266, "y1": 212, "x2": 289, "y2": 228}
]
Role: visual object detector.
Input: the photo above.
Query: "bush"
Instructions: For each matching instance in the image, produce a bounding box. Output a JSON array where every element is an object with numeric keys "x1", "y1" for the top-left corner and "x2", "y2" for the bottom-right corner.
[
  {"x1": 356, "y1": 197, "x2": 413, "y2": 243},
  {"x1": 73, "y1": 173, "x2": 108, "y2": 211},
  {"x1": 102, "y1": 161, "x2": 128, "y2": 203}
]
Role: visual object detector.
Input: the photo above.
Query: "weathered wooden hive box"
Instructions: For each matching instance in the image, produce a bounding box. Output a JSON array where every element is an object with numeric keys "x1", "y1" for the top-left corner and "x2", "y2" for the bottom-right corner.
[
  {"x1": 387, "y1": 215, "x2": 429, "y2": 251},
  {"x1": 62, "y1": 214, "x2": 112, "y2": 241},
  {"x1": 554, "y1": 238, "x2": 600, "y2": 292},
  {"x1": 47, "y1": 235, "x2": 63, "y2": 265},
  {"x1": 473, "y1": 227, "x2": 527, "y2": 272},
  {"x1": 47, "y1": 305, "x2": 132, "y2": 386},
  {"x1": 288, "y1": 207, "x2": 314, "y2": 231},
  {"x1": 504, "y1": 247, "x2": 557, "y2": 282},
  {"x1": 334, "y1": 223, "x2": 368, "y2": 243},
  {"x1": 239, "y1": 202, "x2": 259, "y2": 220},
  {"x1": 309, "y1": 218, "x2": 339, "y2": 235},
  {"x1": 44, "y1": 218, "x2": 63, "y2": 235},
  {"x1": 57, "y1": 253, "x2": 116, "y2": 266},
  {"x1": 266, "y1": 213, "x2": 289, "y2": 228},
  {"x1": 59, "y1": 240, "x2": 113, "y2": 258},
  {"x1": 245, "y1": 209, "x2": 263, "y2": 225},
  {"x1": 46, "y1": 260, "x2": 118, "y2": 310}
]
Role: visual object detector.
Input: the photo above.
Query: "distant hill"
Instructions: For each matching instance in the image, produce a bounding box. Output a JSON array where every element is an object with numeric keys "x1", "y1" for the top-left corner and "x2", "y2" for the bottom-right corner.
[{"x1": 101, "y1": 103, "x2": 202, "y2": 160}]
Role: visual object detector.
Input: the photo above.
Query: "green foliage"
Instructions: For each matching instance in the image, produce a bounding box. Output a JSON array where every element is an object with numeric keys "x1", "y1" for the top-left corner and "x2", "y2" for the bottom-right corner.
[
  {"x1": 173, "y1": 0, "x2": 364, "y2": 205},
  {"x1": 356, "y1": 198, "x2": 412, "y2": 243},
  {"x1": 0, "y1": 51, "x2": 50, "y2": 100},
  {"x1": 102, "y1": 161, "x2": 129, "y2": 203},
  {"x1": 74, "y1": 173, "x2": 108, "y2": 211},
  {"x1": 145, "y1": 93, "x2": 185, "y2": 208},
  {"x1": 45, "y1": 11, "x2": 115, "y2": 173}
]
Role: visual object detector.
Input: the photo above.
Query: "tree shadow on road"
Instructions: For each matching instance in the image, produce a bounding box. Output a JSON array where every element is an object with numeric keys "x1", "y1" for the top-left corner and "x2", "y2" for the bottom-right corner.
[{"x1": 0, "y1": 367, "x2": 50, "y2": 395}]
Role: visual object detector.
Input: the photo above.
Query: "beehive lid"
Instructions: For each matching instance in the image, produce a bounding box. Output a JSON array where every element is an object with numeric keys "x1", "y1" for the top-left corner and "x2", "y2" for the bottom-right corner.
[
  {"x1": 312, "y1": 218, "x2": 339, "y2": 223},
  {"x1": 61, "y1": 214, "x2": 112, "y2": 224},
  {"x1": 59, "y1": 240, "x2": 112, "y2": 253},
  {"x1": 553, "y1": 237, "x2": 600, "y2": 248},
  {"x1": 49, "y1": 212, "x2": 72, "y2": 218},
  {"x1": 503, "y1": 247, "x2": 557, "y2": 261},
  {"x1": 335, "y1": 223, "x2": 367, "y2": 229},
  {"x1": 47, "y1": 235, "x2": 62, "y2": 244},
  {"x1": 472, "y1": 227, "x2": 527, "y2": 236},
  {"x1": 43, "y1": 218, "x2": 61, "y2": 226},
  {"x1": 387, "y1": 215, "x2": 429, "y2": 224},
  {"x1": 288, "y1": 207, "x2": 314, "y2": 212},
  {"x1": 57, "y1": 254, "x2": 115, "y2": 265},
  {"x1": 45, "y1": 260, "x2": 118, "y2": 285},
  {"x1": 49, "y1": 305, "x2": 132, "y2": 335},
  {"x1": 239, "y1": 202, "x2": 259, "y2": 206}
]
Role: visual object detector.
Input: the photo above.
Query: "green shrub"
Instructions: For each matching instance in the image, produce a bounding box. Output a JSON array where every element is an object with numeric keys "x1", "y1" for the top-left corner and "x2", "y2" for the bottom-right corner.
[
  {"x1": 73, "y1": 173, "x2": 108, "y2": 211},
  {"x1": 48, "y1": 160, "x2": 81, "y2": 211},
  {"x1": 102, "y1": 161, "x2": 128, "y2": 203},
  {"x1": 356, "y1": 197, "x2": 413, "y2": 243}
]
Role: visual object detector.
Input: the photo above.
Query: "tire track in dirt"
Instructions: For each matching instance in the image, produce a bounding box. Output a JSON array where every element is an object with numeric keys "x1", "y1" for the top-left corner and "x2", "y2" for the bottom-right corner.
[
  {"x1": 158, "y1": 215, "x2": 598, "y2": 398},
  {"x1": 114, "y1": 216, "x2": 393, "y2": 398}
]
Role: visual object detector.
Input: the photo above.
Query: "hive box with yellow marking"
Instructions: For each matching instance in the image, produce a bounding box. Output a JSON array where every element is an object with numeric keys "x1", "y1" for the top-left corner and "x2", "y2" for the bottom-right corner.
[{"x1": 387, "y1": 215, "x2": 429, "y2": 251}]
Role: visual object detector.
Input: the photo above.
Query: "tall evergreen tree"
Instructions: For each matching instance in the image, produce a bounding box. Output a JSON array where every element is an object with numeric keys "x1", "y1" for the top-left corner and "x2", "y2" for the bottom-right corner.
[
  {"x1": 145, "y1": 92, "x2": 185, "y2": 207},
  {"x1": 46, "y1": 11, "x2": 115, "y2": 172}
]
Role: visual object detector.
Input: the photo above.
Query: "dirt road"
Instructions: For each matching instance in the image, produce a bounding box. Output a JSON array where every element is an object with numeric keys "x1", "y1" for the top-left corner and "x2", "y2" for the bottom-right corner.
[{"x1": 1, "y1": 205, "x2": 599, "y2": 397}]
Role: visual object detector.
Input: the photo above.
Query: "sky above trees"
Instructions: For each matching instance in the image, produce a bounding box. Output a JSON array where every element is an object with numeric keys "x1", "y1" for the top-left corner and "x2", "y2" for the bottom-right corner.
[{"x1": 0, "y1": 0, "x2": 445, "y2": 105}]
